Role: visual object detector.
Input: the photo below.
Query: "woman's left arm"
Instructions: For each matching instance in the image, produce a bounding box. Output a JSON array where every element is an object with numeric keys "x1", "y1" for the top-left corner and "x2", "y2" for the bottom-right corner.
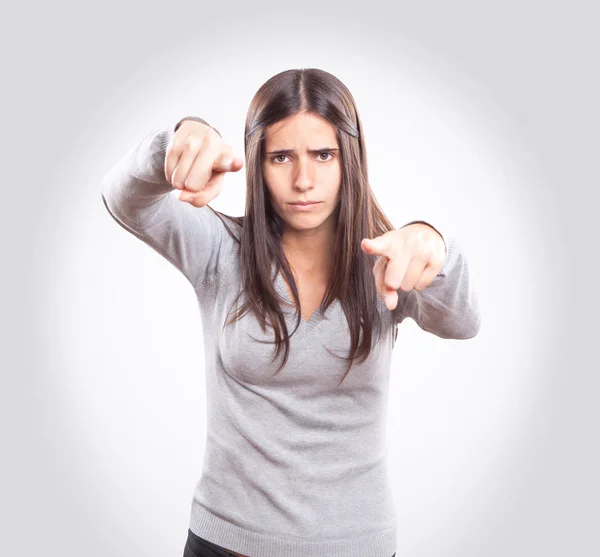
[{"x1": 361, "y1": 221, "x2": 481, "y2": 339}]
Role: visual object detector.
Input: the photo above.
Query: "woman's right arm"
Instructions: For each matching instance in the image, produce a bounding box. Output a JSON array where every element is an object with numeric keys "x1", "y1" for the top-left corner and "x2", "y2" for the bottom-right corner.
[{"x1": 101, "y1": 117, "x2": 244, "y2": 291}]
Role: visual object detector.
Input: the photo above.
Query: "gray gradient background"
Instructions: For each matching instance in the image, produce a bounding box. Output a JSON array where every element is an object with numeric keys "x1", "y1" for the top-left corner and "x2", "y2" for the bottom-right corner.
[{"x1": 2, "y1": 1, "x2": 597, "y2": 556}]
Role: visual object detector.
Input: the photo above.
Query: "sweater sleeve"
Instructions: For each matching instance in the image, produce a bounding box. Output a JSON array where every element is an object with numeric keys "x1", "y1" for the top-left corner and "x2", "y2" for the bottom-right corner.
[
  {"x1": 391, "y1": 222, "x2": 481, "y2": 339},
  {"x1": 101, "y1": 121, "x2": 239, "y2": 291}
]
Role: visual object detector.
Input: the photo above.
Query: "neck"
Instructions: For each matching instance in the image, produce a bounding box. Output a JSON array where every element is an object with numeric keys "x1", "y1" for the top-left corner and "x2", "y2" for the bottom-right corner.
[{"x1": 282, "y1": 227, "x2": 334, "y2": 276}]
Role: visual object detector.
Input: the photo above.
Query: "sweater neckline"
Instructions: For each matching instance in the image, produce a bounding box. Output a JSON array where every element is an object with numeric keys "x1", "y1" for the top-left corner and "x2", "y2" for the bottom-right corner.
[{"x1": 273, "y1": 267, "x2": 334, "y2": 335}]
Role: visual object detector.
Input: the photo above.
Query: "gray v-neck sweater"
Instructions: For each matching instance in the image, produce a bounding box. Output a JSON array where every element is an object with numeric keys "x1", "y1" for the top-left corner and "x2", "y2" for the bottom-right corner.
[{"x1": 101, "y1": 121, "x2": 481, "y2": 557}]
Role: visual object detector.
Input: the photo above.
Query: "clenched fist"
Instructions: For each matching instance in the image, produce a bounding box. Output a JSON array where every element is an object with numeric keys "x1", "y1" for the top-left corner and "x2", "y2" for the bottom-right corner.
[
  {"x1": 361, "y1": 223, "x2": 447, "y2": 311},
  {"x1": 165, "y1": 119, "x2": 244, "y2": 207}
]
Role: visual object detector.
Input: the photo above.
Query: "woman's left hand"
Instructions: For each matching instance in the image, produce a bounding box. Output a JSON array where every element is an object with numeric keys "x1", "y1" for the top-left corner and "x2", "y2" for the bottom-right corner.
[{"x1": 361, "y1": 224, "x2": 447, "y2": 311}]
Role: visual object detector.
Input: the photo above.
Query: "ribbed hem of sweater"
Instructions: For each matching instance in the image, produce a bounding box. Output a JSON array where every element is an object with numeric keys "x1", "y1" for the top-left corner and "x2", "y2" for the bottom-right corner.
[{"x1": 189, "y1": 502, "x2": 397, "y2": 557}]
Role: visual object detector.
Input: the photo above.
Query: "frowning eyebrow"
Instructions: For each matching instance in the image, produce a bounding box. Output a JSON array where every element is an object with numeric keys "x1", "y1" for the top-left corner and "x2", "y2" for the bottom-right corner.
[{"x1": 266, "y1": 148, "x2": 339, "y2": 155}]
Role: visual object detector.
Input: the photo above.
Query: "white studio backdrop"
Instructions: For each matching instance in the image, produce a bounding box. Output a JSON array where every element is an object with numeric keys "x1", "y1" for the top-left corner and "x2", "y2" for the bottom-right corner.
[{"x1": 2, "y1": 2, "x2": 596, "y2": 557}]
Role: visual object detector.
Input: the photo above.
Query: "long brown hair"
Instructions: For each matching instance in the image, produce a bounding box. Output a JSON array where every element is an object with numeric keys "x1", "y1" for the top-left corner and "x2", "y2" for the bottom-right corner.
[{"x1": 211, "y1": 68, "x2": 396, "y2": 385}]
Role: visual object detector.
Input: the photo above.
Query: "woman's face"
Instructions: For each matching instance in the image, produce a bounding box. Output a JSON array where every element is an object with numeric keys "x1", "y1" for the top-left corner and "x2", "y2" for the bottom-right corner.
[{"x1": 262, "y1": 112, "x2": 342, "y2": 235}]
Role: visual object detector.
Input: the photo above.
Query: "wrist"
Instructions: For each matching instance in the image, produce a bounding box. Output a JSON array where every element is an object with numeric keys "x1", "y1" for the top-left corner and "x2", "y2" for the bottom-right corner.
[
  {"x1": 175, "y1": 116, "x2": 221, "y2": 137},
  {"x1": 401, "y1": 220, "x2": 447, "y2": 257}
]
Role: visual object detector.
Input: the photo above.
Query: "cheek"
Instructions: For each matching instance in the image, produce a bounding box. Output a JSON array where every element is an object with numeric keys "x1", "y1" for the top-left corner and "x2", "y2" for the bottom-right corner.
[
  {"x1": 262, "y1": 169, "x2": 276, "y2": 199},
  {"x1": 328, "y1": 168, "x2": 342, "y2": 198},
  {"x1": 262, "y1": 181, "x2": 284, "y2": 215},
  {"x1": 264, "y1": 183, "x2": 281, "y2": 205},
  {"x1": 329, "y1": 162, "x2": 342, "y2": 185},
  {"x1": 263, "y1": 170, "x2": 287, "y2": 202}
]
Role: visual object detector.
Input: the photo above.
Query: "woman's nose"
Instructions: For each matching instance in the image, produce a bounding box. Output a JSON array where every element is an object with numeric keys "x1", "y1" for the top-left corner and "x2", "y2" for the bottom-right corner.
[{"x1": 294, "y1": 159, "x2": 313, "y2": 190}]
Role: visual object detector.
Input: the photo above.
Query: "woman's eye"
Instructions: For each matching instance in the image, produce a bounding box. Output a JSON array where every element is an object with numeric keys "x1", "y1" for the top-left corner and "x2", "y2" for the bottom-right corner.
[{"x1": 271, "y1": 152, "x2": 333, "y2": 163}]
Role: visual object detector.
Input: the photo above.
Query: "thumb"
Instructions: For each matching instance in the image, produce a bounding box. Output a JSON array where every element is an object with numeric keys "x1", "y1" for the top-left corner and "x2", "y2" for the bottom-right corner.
[
  {"x1": 361, "y1": 237, "x2": 379, "y2": 253},
  {"x1": 214, "y1": 155, "x2": 244, "y2": 173},
  {"x1": 361, "y1": 235, "x2": 390, "y2": 256}
]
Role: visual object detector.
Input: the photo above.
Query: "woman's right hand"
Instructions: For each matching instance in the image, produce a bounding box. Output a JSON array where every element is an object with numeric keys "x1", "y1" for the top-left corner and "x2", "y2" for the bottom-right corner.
[{"x1": 165, "y1": 119, "x2": 244, "y2": 207}]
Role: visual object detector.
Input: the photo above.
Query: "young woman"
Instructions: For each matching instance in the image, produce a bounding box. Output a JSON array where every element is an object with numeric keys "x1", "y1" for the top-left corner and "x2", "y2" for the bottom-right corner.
[{"x1": 102, "y1": 68, "x2": 480, "y2": 557}]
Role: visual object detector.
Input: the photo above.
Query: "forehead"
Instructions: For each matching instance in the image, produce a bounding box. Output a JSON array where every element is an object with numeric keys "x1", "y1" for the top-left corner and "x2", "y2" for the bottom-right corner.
[{"x1": 264, "y1": 112, "x2": 338, "y2": 146}]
